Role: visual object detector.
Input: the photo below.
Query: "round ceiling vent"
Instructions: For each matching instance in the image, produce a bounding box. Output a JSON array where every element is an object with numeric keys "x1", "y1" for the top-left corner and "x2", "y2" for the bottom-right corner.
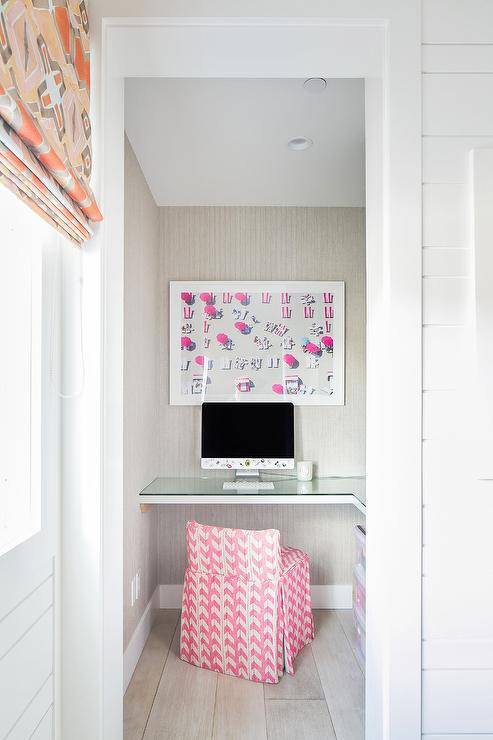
[
  {"x1": 303, "y1": 77, "x2": 327, "y2": 93},
  {"x1": 287, "y1": 136, "x2": 313, "y2": 151}
]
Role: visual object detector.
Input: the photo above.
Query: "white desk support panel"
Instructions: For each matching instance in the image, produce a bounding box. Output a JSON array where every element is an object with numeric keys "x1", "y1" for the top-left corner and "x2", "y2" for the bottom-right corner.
[{"x1": 138, "y1": 475, "x2": 366, "y2": 514}]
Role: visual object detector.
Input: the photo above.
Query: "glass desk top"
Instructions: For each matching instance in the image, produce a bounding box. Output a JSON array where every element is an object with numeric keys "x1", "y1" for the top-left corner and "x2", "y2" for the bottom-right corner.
[{"x1": 139, "y1": 475, "x2": 366, "y2": 512}]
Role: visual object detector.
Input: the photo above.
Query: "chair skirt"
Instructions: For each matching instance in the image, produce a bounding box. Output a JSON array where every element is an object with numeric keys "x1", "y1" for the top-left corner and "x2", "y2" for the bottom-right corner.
[{"x1": 180, "y1": 547, "x2": 314, "y2": 683}]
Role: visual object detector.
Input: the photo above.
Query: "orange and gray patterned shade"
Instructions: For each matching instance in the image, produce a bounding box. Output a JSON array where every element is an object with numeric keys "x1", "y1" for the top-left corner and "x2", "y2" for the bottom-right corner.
[{"x1": 0, "y1": 0, "x2": 102, "y2": 245}]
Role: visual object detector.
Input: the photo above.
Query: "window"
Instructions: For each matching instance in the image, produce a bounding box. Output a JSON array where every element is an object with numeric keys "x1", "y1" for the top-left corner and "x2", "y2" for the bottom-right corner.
[{"x1": 0, "y1": 190, "x2": 49, "y2": 555}]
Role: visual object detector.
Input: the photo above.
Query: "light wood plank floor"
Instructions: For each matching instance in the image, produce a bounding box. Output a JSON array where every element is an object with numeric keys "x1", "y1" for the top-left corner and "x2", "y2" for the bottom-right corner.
[{"x1": 124, "y1": 609, "x2": 365, "y2": 740}]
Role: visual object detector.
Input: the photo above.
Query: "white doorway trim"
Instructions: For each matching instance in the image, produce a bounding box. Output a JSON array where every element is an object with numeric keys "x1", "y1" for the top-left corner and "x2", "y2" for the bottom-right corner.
[{"x1": 66, "y1": 8, "x2": 421, "y2": 739}]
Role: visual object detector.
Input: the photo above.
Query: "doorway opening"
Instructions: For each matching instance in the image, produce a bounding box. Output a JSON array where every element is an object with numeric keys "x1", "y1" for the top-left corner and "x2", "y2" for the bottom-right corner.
[{"x1": 123, "y1": 75, "x2": 367, "y2": 738}]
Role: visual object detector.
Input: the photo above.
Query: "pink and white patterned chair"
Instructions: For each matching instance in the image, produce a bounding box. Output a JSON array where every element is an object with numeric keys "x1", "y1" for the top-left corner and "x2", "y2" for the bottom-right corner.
[{"x1": 180, "y1": 520, "x2": 314, "y2": 683}]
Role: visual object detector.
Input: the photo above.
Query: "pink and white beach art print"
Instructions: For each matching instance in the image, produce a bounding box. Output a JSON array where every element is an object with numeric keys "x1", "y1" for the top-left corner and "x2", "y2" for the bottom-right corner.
[{"x1": 170, "y1": 281, "x2": 345, "y2": 405}]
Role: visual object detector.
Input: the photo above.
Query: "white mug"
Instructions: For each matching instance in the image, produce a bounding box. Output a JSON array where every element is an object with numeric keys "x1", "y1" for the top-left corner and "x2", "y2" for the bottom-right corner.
[{"x1": 297, "y1": 461, "x2": 313, "y2": 481}]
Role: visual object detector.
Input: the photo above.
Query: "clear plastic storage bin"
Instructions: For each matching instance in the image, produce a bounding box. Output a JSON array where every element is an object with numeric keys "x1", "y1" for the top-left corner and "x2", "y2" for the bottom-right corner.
[
  {"x1": 353, "y1": 524, "x2": 366, "y2": 664},
  {"x1": 354, "y1": 524, "x2": 366, "y2": 569},
  {"x1": 353, "y1": 601, "x2": 366, "y2": 659},
  {"x1": 353, "y1": 562, "x2": 366, "y2": 614}
]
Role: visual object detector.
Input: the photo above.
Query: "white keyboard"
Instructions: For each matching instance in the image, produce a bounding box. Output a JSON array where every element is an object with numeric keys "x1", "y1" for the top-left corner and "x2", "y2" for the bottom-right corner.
[{"x1": 223, "y1": 481, "x2": 275, "y2": 490}]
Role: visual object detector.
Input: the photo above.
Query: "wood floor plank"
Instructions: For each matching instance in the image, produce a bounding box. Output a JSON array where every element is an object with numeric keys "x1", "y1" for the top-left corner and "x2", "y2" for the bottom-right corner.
[
  {"x1": 311, "y1": 611, "x2": 365, "y2": 740},
  {"x1": 337, "y1": 610, "x2": 365, "y2": 674},
  {"x1": 331, "y1": 709, "x2": 365, "y2": 740},
  {"x1": 124, "y1": 610, "x2": 180, "y2": 740},
  {"x1": 265, "y1": 700, "x2": 336, "y2": 740},
  {"x1": 126, "y1": 608, "x2": 365, "y2": 740},
  {"x1": 213, "y1": 674, "x2": 266, "y2": 740},
  {"x1": 264, "y1": 645, "x2": 324, "y2": 700},
  {"x1": 143, "y1": 624, "x2": 217, "y2": 740}
]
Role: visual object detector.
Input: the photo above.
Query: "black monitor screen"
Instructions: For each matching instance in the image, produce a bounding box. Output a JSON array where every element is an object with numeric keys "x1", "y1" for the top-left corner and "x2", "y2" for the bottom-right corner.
[{"x1": 201, "y1": 402, "x2": 294, "y2": 459}]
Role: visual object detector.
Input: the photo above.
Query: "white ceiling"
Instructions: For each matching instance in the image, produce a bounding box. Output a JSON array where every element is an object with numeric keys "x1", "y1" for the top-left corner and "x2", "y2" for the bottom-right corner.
[{"x1": 124, "y1": 78, "x2": 365, "y2": 207}]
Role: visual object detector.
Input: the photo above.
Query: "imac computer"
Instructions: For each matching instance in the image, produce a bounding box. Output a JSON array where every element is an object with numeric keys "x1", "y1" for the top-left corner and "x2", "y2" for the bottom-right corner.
[{"x1": 201, "y1": 402, "x2": 295, "y2": 490}]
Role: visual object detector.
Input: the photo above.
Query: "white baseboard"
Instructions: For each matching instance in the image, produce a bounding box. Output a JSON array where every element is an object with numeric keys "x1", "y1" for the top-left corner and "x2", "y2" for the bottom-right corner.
[
  {"x1": 159, "y1": 583, "x2": 352, "y2": 610},
  {"x1": 123, "y1": 585, "x2": 160, "y2": 694},
  {"x1": 311, "y1": 585, "x2": 352, "y2": 609}
]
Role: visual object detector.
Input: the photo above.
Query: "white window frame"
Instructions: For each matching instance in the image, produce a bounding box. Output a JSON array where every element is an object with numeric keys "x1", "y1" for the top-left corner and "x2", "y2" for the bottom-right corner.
[
  {"x1": 63, "y1": 7, "x2": 422, "y2": 739},
  {"x1": 0, "y1": 192, "x2": 48, "y2": 557},
  {"x1": 0, "y1": 187, "x2": 62, "y2": 733}
]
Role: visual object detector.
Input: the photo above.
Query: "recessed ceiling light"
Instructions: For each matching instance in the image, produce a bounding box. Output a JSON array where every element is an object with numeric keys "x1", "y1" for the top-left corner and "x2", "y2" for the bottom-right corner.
[
  {"x1": 287, "y1": 136, "x2": 313, "y2": 151},
  {"x1": 303, "y1": 77, "x2": 327, "y2": 93}
]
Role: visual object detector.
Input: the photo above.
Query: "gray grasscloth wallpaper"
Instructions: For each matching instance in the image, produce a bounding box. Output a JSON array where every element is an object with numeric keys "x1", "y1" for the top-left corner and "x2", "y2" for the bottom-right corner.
[
  {"x1": 157, "y1": 206, "x2": 366, "y2": 587},
  {"x1": 123, "y1": 138, "x2": 160, "y2": 648},
  {"x1": 158, "y1": 207, "x2": 366, "y2": 478}
]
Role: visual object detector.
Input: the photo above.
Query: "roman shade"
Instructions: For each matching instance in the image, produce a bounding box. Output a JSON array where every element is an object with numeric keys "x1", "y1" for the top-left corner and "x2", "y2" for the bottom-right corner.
[{"x1": 0, "y1": 0, "x2": 102, "y2": 245}]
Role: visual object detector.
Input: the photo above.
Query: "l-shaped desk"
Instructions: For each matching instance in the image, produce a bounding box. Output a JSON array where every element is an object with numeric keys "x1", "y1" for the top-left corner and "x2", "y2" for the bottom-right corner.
[{"x1": 139, "y1": 475, "x2": 366, "y2": 514}]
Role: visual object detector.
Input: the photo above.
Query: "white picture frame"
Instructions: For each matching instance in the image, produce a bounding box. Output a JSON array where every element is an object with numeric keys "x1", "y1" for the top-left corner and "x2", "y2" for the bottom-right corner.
[{"x1": 169, "y1": 281, "x2": 345, "y2": 405}]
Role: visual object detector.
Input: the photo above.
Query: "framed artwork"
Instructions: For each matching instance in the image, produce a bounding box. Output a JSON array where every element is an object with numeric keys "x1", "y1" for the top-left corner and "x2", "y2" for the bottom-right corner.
[{"x1": 169, "y1": 281, "x2": 345, "y2": 405}]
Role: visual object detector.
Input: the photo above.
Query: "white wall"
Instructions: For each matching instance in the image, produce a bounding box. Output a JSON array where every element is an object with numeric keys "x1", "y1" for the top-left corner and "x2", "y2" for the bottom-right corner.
[
  {"x1": 421, "y1": 2, "x2": 493, "y2": 736},
  {"x1": 123, "y1": 138, "x2": 160, "y2": 649}
]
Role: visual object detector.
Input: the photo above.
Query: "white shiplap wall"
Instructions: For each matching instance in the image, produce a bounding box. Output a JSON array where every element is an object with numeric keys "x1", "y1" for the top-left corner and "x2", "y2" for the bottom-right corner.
[
  {"x1": 422, "y1": 2, "x2": 493, "y2": 736},
  {"x1": 0, "y1": 560, "x2": 55, "y2": 739}
]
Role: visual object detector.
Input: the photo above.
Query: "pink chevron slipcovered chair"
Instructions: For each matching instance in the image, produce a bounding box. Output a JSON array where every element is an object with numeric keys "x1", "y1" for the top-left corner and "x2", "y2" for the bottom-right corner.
[{"x1": 180, "y1": 520, "x2": 314, "y2": 683}]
